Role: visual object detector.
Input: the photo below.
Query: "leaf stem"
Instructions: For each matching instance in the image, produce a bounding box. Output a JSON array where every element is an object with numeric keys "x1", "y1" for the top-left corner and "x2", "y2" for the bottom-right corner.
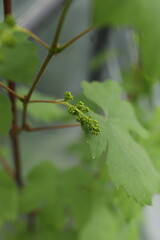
[
  {"x1": 0, "y1": 81, "x2": 24, "y2": 101},
  {"x1": 51, "y1": 0, "x2": 72, "y2": 48},
  {"x1": 60, "y1": 26, "x2": 94, "y2": 52},
  {"x1": 23, "y1": 123, "x2": 80, "y2": 132},
  {"x1": 29, "y1": 99, "x2": 66, "y2": 104},
  {"x1": 20, "y1": 28, "x2": 50, "y2": 49}
]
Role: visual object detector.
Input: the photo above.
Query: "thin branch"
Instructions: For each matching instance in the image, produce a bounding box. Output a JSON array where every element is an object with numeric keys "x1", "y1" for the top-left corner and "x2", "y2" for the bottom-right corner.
[
  {"x1": 60, "y1": 26, "x2": 94, "y2": 52},
  {"x1": 3, "y1": 0, "x2": 12, "y2": 18},
  {"x1": 51, "y1": 0, "x2": 72, "y2": 48},
  {"x1": 22, "y1": 53, "x2": 53, "y2": 127},
  {"x1": 24, "y1": 123, "x2": 80, "y2": 132},
  {"x1": 29, "y1": 99, "x2": 66, "y2": 105},
  {"x1": 25, "y1": 54, "x2": 53, "y2": 103},
  {"x1": 0, "y1": 81, "x2": 24, "y2": 101},
  {"x1": 21, "y1": 28, "x2": 50, "y2": 49},
  {"x1": 0, "y1": 155, "x2": 15, "y2": 178}
]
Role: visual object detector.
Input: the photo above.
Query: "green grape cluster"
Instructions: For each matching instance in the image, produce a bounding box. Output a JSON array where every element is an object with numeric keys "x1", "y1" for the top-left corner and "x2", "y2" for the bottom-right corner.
[
  {"x1": 76, "y1": 113, "x2": 101, "y2": 135},
  {"x1": 76, "y1": 101, "x2": 89, "y2": 113},
  {"x1": 64, "y1": 92, "x2": 100, "y2": 135}
]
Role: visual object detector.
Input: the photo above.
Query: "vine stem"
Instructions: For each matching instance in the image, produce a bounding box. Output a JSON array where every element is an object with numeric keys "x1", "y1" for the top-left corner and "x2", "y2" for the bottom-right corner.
[
  {"x1": 51, "y1": 0, "x2": 72, "y2": 48},
  {"x1": 22, "y1": 53, "x2": 53, "y2": 127},
  {"x1": 3, "y1": 0, "x2": 23, "y2": 187},
  {"x1": 8, "y1": 80, "x2": 23, "y2": 187},
  {"x1": 3, "y1": 0, "x2": 11, "y2": 18}
]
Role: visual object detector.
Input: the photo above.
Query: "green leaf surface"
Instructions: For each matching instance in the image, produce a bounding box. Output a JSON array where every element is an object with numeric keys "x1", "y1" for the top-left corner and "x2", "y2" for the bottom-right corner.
[
  {"x1": 0, "y1": 23, "x2": 39, "y2": 84},
  {"x1": 79, "y1": 204, "x2": 122, "y2": 240},
  {"x1": 93, "y1": 0, "x2": 155, "y2": 27},
  {"x1": 82, "y1": 80, "x2": 159, "y2": 204},
  {"x1": 0, "y1": 93, "x2": 11, "y2": 136},
  {"x1": 92, "y1": 0, "x2": 160, "y2": 80},
  {"x1": 17, "y1": 87, "x2": 67, "y2": 123},
  {"x1": 19, "y1": 162, "x2": 56, "y2": 213},
  {"x1": 79, "y1": 201, "x2": 140, "y2": 240},
  {"x1": 55, "y1": 166, "x2": 93, "y2": 229},
  {"x1": 0, "y1": 170, "x2": 18, "y2": 227}
]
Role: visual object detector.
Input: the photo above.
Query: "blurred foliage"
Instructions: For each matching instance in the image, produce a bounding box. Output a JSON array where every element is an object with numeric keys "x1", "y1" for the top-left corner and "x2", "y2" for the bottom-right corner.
[{"x1": 1, "y1": 0, "x2": 160, "y2": 239}]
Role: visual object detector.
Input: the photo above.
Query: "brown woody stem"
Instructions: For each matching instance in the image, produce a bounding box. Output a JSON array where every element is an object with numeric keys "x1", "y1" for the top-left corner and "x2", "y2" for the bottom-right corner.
[
  {"x1": 3, "y1": 0, "x2": 23, "y2": 188},
  {"x1": 3, "y1": 0, "x2": 12, "y2": 18}
]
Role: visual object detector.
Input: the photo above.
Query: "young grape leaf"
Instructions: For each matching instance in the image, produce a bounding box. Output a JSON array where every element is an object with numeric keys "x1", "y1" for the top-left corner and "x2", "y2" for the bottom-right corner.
[
  {"x1": 19, "y1": 162, "x2": 57, "y2": 213},
  {"x1": 17, "y1": 87, "x2": 67, "y2": 123},
  {"x1": 0, "y1": 93, "x2": 11, "y2": 136},
  {"x1": 0, "y1": 170, "x2": 18, "y2": 227},
  {"x1": 0, "y1": 22, "x2": 39, "y2": 84},
  {"x1": 82, "y1": 80, "x2": 159, "y2": 204}
]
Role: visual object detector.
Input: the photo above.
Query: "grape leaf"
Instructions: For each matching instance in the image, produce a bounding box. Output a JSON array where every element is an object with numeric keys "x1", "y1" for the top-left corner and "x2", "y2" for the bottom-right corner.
[
  {"x1": 79, "y1": 202, "x2": 140, "y2": 240},
  {"x1": 79, "y1": 204, "x2": 122, "y2": 240},
  {"x1": 17, "y1": 87, "x2": 67, "y2": 123},
  {"x1": 92, "y1": 0, "x2": 160, "y2": 80},
  {"x1": 0, "y1": 93, "x2": 11, "y2": 136},
  {"x1": 55, "y1": 166, "x2": 93, "y2": 229},
  {"x1": 0, "y1": 170, "x2": 18, "y2": 227},
  {"x1": 19, "y1": 162, "x2": 56, "y2": 213},
  {"x1": 0, "y1": 23, "x2": 39, "y2": 84},
  {"x1": 82, "y1": 80, "x2": 159, "y2": 204}
]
